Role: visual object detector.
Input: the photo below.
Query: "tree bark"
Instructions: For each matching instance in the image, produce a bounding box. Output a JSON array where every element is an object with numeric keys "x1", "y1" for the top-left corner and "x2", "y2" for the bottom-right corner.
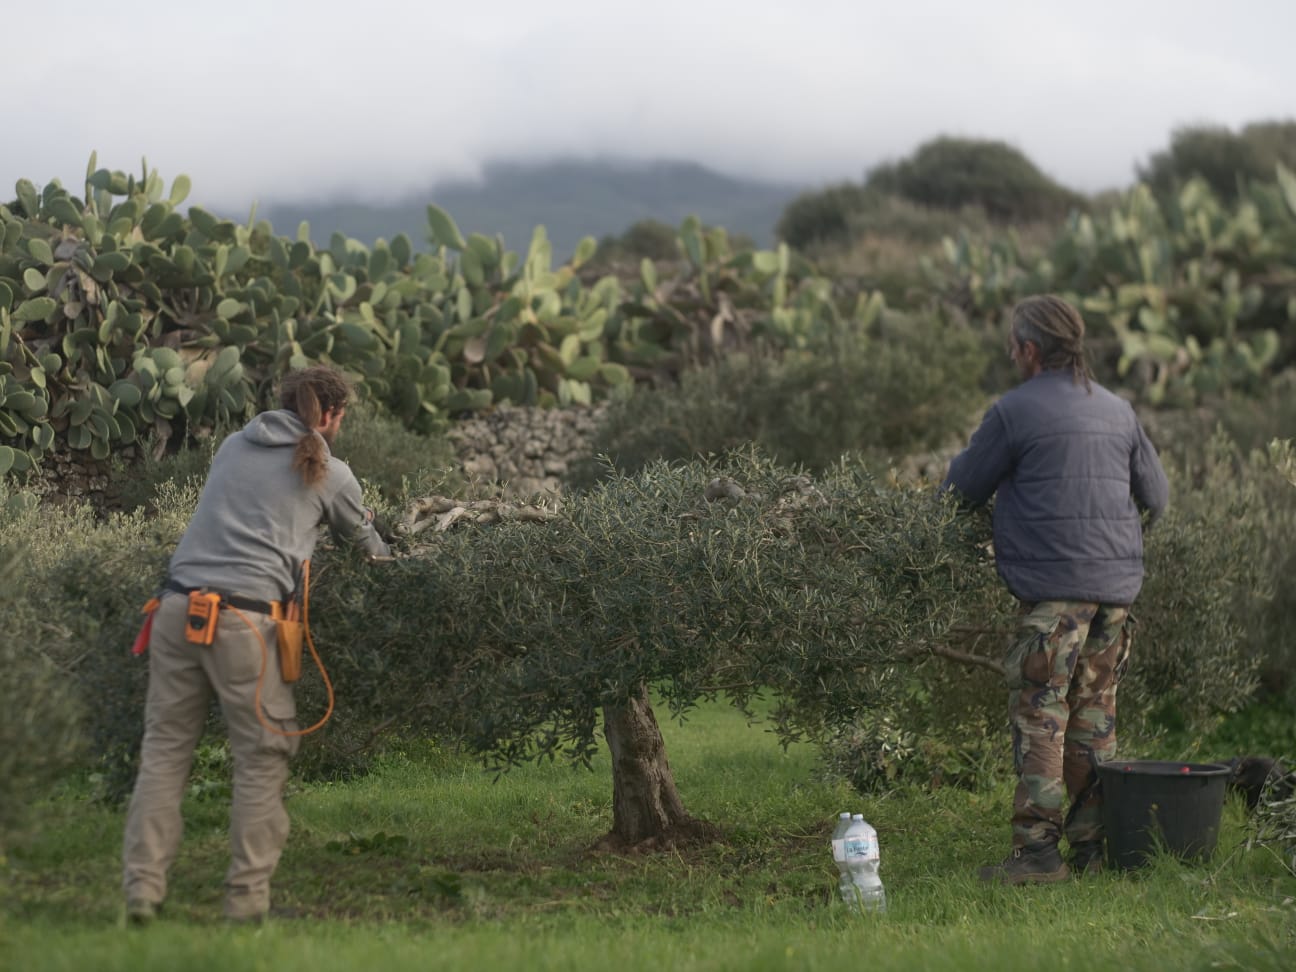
[{"x1": 598, "y1": 683, "x2": 718, "y2": 850}]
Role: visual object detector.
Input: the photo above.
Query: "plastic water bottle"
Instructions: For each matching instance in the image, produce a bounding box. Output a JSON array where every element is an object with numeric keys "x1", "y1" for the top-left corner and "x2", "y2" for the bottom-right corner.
[
  {"x1": 830, "y1": 811, "x2": 852, "y2": 901},
  {"x1": 841, "y1": 813, "x2": 886, "y2": 913}
]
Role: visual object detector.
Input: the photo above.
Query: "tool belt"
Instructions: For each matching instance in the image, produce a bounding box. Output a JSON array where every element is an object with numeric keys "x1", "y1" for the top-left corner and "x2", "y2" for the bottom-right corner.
[
  {"x1": 163, "y1": 579, "x2": 283, "y2": 617},
  {"x1": 136, "y1": 560, "x2": 329, "y2": 736},
  {"x1": 163, "y1": 580, "x2": 302, "y2": 680}
]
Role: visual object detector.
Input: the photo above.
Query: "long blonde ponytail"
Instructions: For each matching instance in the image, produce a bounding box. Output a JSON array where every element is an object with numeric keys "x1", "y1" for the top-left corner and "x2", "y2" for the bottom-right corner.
[{"x1": 279, "y1": 367, "x2": 351, "y2": 488}]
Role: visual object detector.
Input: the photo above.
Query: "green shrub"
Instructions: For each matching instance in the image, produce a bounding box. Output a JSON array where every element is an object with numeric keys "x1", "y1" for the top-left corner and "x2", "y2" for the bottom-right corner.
[
  {"x1": 1146, "y1": 403, "x2": 1296, "y2": 705},
  {"x1": 1211, "y1": 373, "x2": 1296, "y2": 455},
  {"x1": 578, "y1": 311, "x2": 988, "y2": 482},
  {"x1": 820, "y1": 673, "x2": 1009, "y2": 793},
  {"x1": 590, "y1": 219, "x2": 682, "y2": 265},
  {"x1": 867, "y1": 137, "x2": 1086, "y2": 222},
  {"x1": 845, "y1": 193, "x2": 999, "y2": 245},
  {"x1": 0, "y1": 532, "x2": 83, "y2": 855},
  {"x1": 1251, "y1": 437, "x2": 1296, "y2": 704},
  {"x1": 107, "y1": 435, "x2": 224, "y2": 514},
  {"x1": 776, "y1": 183, "x2": 874, "y2": 251},
  {"x1": 1139, "y1": 120, "x2": 1296, "y2": 203},
  {"x1": 1136, "y1": 417, "x2": 1296, "y2": 708},
  {"x1": 0, "y1": 481, "x2": 193, "y2": 802},
  {"x1": 105, "y1": 402, "x2": 461, "y2": 515},
  {"x1": 1130, "y1": 439, "x2": 1286, "y2": 734},
  {"x1": 329, "y1": 402, "x2": 461, "y2": 503},
  {"x1": 810, "y1": 197, "x2": 1043, "y2": 309}
]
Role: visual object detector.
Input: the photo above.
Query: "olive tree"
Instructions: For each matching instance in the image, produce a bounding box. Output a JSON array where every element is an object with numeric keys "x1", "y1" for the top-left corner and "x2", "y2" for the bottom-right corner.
[
  {"x1": 34, "y1": 440, "x2": 1286, "y2": 851},
  {"x1": 307, "y1": 451, "x2": 993, "y2": 847}
]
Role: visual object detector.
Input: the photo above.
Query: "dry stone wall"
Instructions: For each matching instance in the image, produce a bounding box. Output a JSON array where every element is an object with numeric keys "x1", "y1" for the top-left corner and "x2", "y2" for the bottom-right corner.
[
  {"x1": 447, "y1": 404, "x2": 605, "y2": 498},
  {"x1": 29, "y1": 449, "x2": 125, "y2": 509}
]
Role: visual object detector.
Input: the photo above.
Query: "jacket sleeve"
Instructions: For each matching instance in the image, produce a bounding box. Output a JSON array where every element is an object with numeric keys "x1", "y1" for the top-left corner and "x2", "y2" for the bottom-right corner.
[
  {"x1": 941, "y1": 405, "x2": 1014, "y2": 507},
  {"x1": 1130, "y1": 421, "x2": 1169, "y2": 525},
  {"x1": 323, "y1": 465, "x2": 393, "y2": 559}
]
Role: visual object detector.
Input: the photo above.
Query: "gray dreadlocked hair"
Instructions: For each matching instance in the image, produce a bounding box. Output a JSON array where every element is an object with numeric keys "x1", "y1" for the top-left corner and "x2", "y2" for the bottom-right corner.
[{"x1": 1011, "y1": 294, "x2": 1094, "y2": 391}]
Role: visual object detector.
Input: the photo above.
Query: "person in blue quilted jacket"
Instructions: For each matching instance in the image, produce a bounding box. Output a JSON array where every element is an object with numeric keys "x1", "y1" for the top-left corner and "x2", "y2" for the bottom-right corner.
[{"x1": 943, "y1": 294, "x2": 1169, "y2": 884}]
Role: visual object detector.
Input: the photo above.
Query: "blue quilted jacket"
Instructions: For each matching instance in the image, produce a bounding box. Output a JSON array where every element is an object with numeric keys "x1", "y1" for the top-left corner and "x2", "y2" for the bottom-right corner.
[{"x1": 942, "y1": 370, "x2": 1169, "y2": 604}]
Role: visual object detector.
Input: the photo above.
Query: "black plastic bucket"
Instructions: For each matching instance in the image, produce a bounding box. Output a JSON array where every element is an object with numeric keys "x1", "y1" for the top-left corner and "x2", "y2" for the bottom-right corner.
[{"x1": 1097, "y1": 759, "x2": 1231, "y2": 870}]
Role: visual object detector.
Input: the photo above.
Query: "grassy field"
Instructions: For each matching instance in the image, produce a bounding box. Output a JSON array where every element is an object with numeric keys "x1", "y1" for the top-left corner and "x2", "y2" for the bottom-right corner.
[{"x1": 3, "y1": 699, "x2": 1293, "y2": 971}]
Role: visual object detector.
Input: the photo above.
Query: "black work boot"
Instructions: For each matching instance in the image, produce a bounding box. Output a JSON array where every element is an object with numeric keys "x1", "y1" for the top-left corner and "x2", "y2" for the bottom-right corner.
[
  {"x1": 1068, "y1": 840, "x2": 1104, "y2": 876},
  {"x1": 978, "y1": 843, "x2": 1070, "y2": 885}
]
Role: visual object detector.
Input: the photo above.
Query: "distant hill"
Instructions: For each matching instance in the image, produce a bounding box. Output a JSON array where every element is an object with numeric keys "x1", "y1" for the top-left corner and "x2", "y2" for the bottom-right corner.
[{"x1": 261, "y1": 159, "x2": 805, "y2": 259}]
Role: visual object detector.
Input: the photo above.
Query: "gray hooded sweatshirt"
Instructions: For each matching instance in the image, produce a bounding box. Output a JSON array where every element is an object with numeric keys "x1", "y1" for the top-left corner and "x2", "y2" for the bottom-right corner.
[
  {"x1": 168, "y1": 409, "x2": 390, "y2": 602},
  {"x1": 942, "y1": 370, "x2": 1169, "y2": 605}
]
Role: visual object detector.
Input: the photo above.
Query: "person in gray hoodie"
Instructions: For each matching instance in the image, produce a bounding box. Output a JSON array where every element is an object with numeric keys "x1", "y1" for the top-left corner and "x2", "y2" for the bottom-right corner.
[
  {"x1": 942, "y1": 295, "x2": 1169, "y2": 885},
  {"x1": 122, "y1": 366, "x2": 391, "y2": 924}
]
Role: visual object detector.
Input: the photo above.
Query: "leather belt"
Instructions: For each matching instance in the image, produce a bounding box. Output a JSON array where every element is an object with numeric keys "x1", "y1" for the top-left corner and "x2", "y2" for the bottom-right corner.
[{"x1": 163, "y1": 579, "x2": 282, "y2": 617}]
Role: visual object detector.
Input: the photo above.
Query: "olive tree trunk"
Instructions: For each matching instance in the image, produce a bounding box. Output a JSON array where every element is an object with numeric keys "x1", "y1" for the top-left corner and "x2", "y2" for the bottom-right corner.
[{"x1": 598, "y1": 683, "x2": 718, "y2": 850}]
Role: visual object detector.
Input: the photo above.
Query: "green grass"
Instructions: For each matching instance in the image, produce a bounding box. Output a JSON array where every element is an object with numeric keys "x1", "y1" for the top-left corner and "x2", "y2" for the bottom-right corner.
[{"x1": 3, "y1": 700, "x2": 1294, "y2": 971}]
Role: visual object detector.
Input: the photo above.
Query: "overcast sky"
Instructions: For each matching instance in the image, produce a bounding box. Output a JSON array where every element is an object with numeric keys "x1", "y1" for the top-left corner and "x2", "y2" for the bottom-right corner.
[{"x1": 7, "y1": 0, "x2": 1294, "y2": 209}]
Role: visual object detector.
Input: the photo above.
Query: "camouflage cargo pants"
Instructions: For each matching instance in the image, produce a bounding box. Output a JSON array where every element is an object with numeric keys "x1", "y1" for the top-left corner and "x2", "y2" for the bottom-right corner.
[{"x1": 1006, "y1": 600, "x2": 1134, "y2": 850}]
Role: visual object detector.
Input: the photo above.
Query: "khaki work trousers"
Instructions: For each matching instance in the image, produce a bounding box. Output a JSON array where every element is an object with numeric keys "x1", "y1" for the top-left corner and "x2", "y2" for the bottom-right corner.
[{"x1": 122, "y1": 593, "x2": 300, "y2": 920}]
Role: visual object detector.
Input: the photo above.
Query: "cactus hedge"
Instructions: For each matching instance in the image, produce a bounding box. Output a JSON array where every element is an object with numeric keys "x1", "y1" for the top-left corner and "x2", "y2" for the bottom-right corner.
[
  {"x1": 1, "y1": 156, "x2": 855, "y2": 479},
  {"x1": 925, "y1": 167, "x2": 1296, "y2": 404},
  {"x1": 5, "y1": 155, "x2": 1296, "y2": 481}
]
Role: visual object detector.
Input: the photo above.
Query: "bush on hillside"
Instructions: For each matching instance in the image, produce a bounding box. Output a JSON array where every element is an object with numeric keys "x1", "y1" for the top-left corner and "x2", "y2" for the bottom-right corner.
[
  {"x1": 1242, "y1": 119, "x2": 1296, "y2": 175},
  {"x1": 576, "y1": 311, "x2": 988, "y2": 481},
  {"x1": 1236, "y1": 437, "x2": 1296, "y2": 705},
  {"x1": 845, "y1": 194, "x2": 1000, "y2": 245},
  {"x1": 867, "y1": 137, "x2": 1086, "y2": 222},
  {"x1": 776, "y1": 188, "x2": 1016, "y2": 306},
  {"x1": 802, "y1": 196, "x2": 1026, "y2": 307},
  {"x1": 776, "y1": 183, "x2": 874, "y2": 251},
  {"x1": 592, "y1": 219, "x2": 682, "y2": 264},
  {"x1": 1139, "y1": 120, "x2": 1296, "y2": 202}
]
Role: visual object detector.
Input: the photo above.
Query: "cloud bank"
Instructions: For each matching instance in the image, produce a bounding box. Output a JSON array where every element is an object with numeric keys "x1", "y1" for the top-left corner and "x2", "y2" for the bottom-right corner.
[{"x1": 6, "y1": 0, "x2": 1294, "y2": 208}]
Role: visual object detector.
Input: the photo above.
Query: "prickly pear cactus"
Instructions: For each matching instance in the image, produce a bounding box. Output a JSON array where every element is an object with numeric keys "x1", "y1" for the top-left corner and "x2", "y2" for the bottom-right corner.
[{"x1": 1, "y1": 157, "x2": 843, "y2": 479}]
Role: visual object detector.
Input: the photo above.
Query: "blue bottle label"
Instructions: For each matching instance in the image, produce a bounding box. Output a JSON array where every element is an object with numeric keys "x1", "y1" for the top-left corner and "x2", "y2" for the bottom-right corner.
[{"x1": 844, "y1": 835, "x2": 878, "y2": 858}]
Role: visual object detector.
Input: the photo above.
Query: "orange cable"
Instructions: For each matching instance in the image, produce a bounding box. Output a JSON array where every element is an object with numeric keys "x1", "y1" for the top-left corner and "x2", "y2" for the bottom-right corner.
[{"x1": 239, "y1": 559, "x2": 334, "y2": 738}]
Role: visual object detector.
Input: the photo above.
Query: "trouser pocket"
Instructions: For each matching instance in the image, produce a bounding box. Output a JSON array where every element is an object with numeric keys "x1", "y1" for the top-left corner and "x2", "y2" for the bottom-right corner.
[
  {"x1": 256, "y1": 695, "x2": 301, "y2": 757},
  {"x1": 206, "y1": 613, "x2": 300, "y2": 758},
  {"x1": 1003, "y1": 602, "x2": 1064, "y2": 691}
]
